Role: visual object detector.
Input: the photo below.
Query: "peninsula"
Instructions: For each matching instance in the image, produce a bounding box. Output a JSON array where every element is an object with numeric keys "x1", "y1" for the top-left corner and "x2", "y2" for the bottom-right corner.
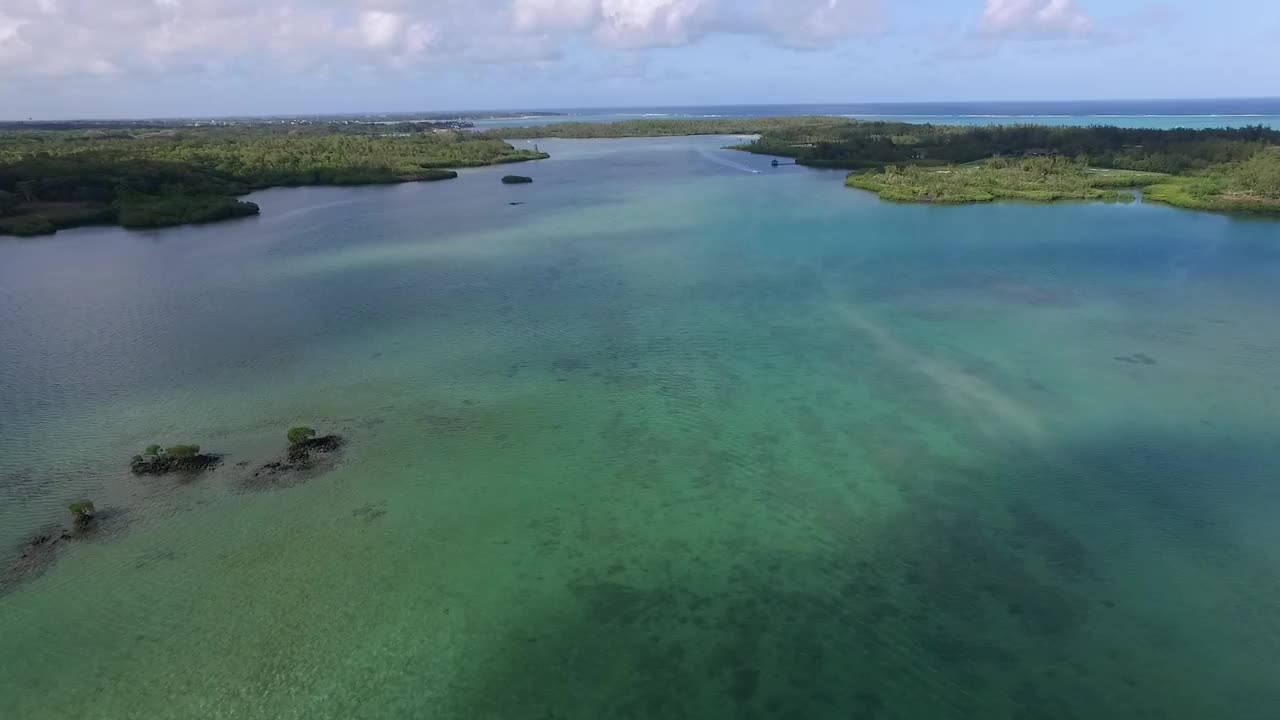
[
  {"x1": 0, "y1": 123, "x2": 548, "y2": 236},
  {"x1": 741, "y1": 120, "x2": 1280, "y2": 213}
]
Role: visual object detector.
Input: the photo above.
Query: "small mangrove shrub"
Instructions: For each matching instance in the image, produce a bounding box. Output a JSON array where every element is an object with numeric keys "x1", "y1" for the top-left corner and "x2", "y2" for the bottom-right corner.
[
  {"x1": 288, "y1": 427, "x2": 317, "y2": 446},
  {"x1": 68, "y1": 500, "x2": 96, "y2": 525},
  {"x1": 166, "y1": 444, "x2": 201, "y2": 458}
]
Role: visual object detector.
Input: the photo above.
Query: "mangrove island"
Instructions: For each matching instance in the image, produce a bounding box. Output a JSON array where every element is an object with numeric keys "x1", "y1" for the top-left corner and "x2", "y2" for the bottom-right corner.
[
  {"x1": 0, "y1": 123, "x2": 549, "y2": 236},
  {"x1": 131, "y1": 443, "x2": 221, "y2": 474}
]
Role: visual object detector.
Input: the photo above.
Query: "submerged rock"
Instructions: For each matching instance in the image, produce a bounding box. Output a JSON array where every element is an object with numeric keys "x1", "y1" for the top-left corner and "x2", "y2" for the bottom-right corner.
[
  {"x1": 1, "y1": 530, "x2": 72, "y2": 595},
  {"x1": 1113, "y1": 353, "x2": 1158, "y2": 366},
  {"x1": 130, "y1": 443, "x2": 221, "y2": 475},
  {"x1": 20, "y1": 531, "x2": 72, "y2": 555},
  {"x1": 241, "y1": 433, "x2": 346, "y2": 492},
  {"x1": 286, "y1": 434, "x2": 344, "y2": 463},
  {"x1": 2, "y1": 508, "x2": 129, "y2": 595},
  {"x1": 502, "y1": 175, "x2": 533, "y2": 184},
  {"x1": 130, "y1": 453, "x2": 222, "y2": 475}
]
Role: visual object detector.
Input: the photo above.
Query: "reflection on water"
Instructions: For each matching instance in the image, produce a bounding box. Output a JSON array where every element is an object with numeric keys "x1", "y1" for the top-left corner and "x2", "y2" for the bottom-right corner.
[{"x1": 2, "y1": 136, "x2": 1280, "y2": 719}]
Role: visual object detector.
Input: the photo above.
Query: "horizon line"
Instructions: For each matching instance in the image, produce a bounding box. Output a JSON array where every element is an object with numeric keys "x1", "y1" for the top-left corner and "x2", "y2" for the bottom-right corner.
[{"x1": 5, "y1": 96, "x2": 1280, "y2": 124}]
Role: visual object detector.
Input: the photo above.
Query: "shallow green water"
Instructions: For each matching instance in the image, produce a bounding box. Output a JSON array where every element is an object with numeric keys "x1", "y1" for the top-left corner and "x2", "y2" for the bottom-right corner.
[{"x1": 2, "y1": 136, "x2": 1280, "y2": 719}]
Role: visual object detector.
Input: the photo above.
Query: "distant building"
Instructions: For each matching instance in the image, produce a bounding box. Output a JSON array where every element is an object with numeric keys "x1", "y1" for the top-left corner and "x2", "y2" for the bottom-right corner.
[{"x1": 1022, "y1": 148, "x2": 1058, "y2": 157}]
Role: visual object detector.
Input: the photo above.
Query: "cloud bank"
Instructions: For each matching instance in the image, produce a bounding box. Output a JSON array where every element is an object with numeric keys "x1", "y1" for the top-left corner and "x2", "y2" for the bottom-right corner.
[
  {"x1": 977, "y1": 0, "x2": 1093, "y2": 39},
  {"x1": 0, "y1": 1, "x2": 1113, "y2": 82},
  {"x1": 0, "y1": 0, "x2": 892, "y2": 79}
]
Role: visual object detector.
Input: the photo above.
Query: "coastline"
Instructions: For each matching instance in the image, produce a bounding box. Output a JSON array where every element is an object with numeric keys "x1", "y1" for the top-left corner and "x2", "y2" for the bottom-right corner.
[
  {"x1": 5, "y1": 112, "x2": 1279, "y2": 240},
  {"x1": 0, "y1": 128, "x2": 550, "y2": 237}
]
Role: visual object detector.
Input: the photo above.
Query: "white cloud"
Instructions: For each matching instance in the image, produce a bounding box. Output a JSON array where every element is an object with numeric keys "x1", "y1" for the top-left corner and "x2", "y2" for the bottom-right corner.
[
  {"x1": 595, "y1": 0, "x2": 717, "y2": 48},
  {"x1": 0, "y1": 1, "x2": 503, "y2": 78},
  {"x1": 358, "y1": 10, "x2": 405, "y2": 49},
  {"x1": 513, "y1": 0, "x2": 600, "y2": 32},
  {"x1": 753, "y1": 0, "x2": 883, "y2": 49},
  {"x1": 513, "y1": 0, "x2": 721, "y2": 48},
  {"x1": 0, "y1": 15, "x2": 29, "y2": 47},
  {"x1": 511, "y1": 0, "x2": 880, "y2": 49},
  {"x1": 0, "y1": 0, "x2": 882, "y2": 81},
  {"x1": 978, "y1": 0, "x2": 1093, "y2": 39}
]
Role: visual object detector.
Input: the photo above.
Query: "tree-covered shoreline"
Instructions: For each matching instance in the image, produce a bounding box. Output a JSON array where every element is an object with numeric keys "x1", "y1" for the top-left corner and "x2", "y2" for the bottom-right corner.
[
  {"x1": 0, "y1": 125, "x2": 548, "y2": 236},
  {"x1": 4, "y1": 117, "x2": 1278, "y2": 235},
  {"x1": 735, "y1": 120, "x2": 1280, "y2": 213},
  {"x1": 844, "y1": 157, "x2": 1161, "y2": 205},
  {"x1": 495, "y1": 116, "x2": 1280, "y2": 214}
]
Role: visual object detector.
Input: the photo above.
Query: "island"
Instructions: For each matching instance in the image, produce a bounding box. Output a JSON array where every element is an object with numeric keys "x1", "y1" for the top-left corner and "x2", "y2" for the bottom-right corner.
[
  {"x1": 738, "y1": 121, "x2": 1280, "y2": 213},
  {"x1": 285, "y1": 426, "x2": 344, "y2": 463},
  {"x1": 0, "y1": 123, "x2": 549, "y2": 236},
  {"x1": 2, "y1": 500, "x2": 102, "y2": 596},
  {"x1": 244, "y1": 427, "x2": 346, "y2": 490},
  {"x1": 131, "y1": 443, "x2": 221, "y2": 474}
]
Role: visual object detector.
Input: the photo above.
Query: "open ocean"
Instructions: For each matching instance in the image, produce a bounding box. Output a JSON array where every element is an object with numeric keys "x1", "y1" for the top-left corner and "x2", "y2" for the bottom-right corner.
[{"x1": 469, "y1": 98, "x2": 1280, "y2": 130}]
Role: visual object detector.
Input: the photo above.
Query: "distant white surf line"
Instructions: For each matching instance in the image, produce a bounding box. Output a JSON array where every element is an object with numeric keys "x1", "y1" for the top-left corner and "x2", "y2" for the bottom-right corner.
[{"x1": 697, "y1": 148, "x2": 761, "y2": 174}]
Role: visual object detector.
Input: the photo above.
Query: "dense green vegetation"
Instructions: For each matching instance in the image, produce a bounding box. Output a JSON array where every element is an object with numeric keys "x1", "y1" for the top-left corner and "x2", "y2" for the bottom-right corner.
[
  {"x1": 166, "y1": 444, "x2": 201, "y2": 459},
  {"x1": 846, "y1": 157, "x2": 1157, "y2": 204},
  {"x1": 3, "y1": 116, "x2": 1276, "y2": 230},
  {"x1": 67, "y1": 500, "x2": 96, "y2": 526},
  {"x1": 740, "y1": 121, "x2": 1278, "y2": 170},
  {"x1": 737, "y1": 120, "x2": 1280, "y2": 213},
  {"x1": 0, "y1": 125, "x2": 547, "y2": 236},
  {"x1": 283, "y1": 427, "x2": 343, "y2": 463},
  {"x1": 488, "y1": 116, "x2": 849, "y2": 140},
  {"x1": 288, "y1": 427, "x2": 317, "y2": 446},
  {"x1": 841, "y1": 145, "x2": 1280, "y2": 213},
  {"x1": 130, "y1": 442, "x2": 220, "y2": 474},
  {"x1": 1139, "y1": 148, "x2": 1280, "y2": 212}
]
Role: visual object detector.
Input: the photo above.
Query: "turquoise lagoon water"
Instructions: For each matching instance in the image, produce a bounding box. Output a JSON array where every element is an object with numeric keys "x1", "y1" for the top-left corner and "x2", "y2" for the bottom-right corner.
[{"x1": 2, "y1": 136, "x2": 1280, "y2": 719}]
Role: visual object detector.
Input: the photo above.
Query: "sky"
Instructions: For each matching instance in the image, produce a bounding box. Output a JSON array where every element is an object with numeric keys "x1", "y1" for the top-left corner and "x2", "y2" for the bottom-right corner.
[{"x1": 0, "y1": 0, "x2": 1277, "y2": 119}]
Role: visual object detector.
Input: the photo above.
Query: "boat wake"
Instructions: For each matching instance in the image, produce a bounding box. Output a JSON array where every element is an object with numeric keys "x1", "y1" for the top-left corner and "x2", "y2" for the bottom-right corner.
[{"x1": 697, "y1": 149, "x2": 761, "y2": 174}]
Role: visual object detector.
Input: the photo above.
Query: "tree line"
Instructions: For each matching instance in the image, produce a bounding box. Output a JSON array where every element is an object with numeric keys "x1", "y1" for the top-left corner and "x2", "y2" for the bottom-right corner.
[
  {"x1": 740, "y1": 121, "x2": 1280, "y2": 212},
  {"x1": 0, "y1": 125, "x2": 548, "y2": 236}
]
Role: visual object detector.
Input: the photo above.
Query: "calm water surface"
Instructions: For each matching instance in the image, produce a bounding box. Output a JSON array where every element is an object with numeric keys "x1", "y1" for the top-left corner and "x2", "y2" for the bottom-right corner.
[{"x1": 2, "y1": 136, "x2": 1280, "y2": 719}]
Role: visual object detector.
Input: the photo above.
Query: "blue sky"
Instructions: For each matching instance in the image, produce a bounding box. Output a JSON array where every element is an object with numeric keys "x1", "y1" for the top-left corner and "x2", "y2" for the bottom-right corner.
[{"x1": 1, "y1": 0, "x2": 1277, "y2": 119}]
